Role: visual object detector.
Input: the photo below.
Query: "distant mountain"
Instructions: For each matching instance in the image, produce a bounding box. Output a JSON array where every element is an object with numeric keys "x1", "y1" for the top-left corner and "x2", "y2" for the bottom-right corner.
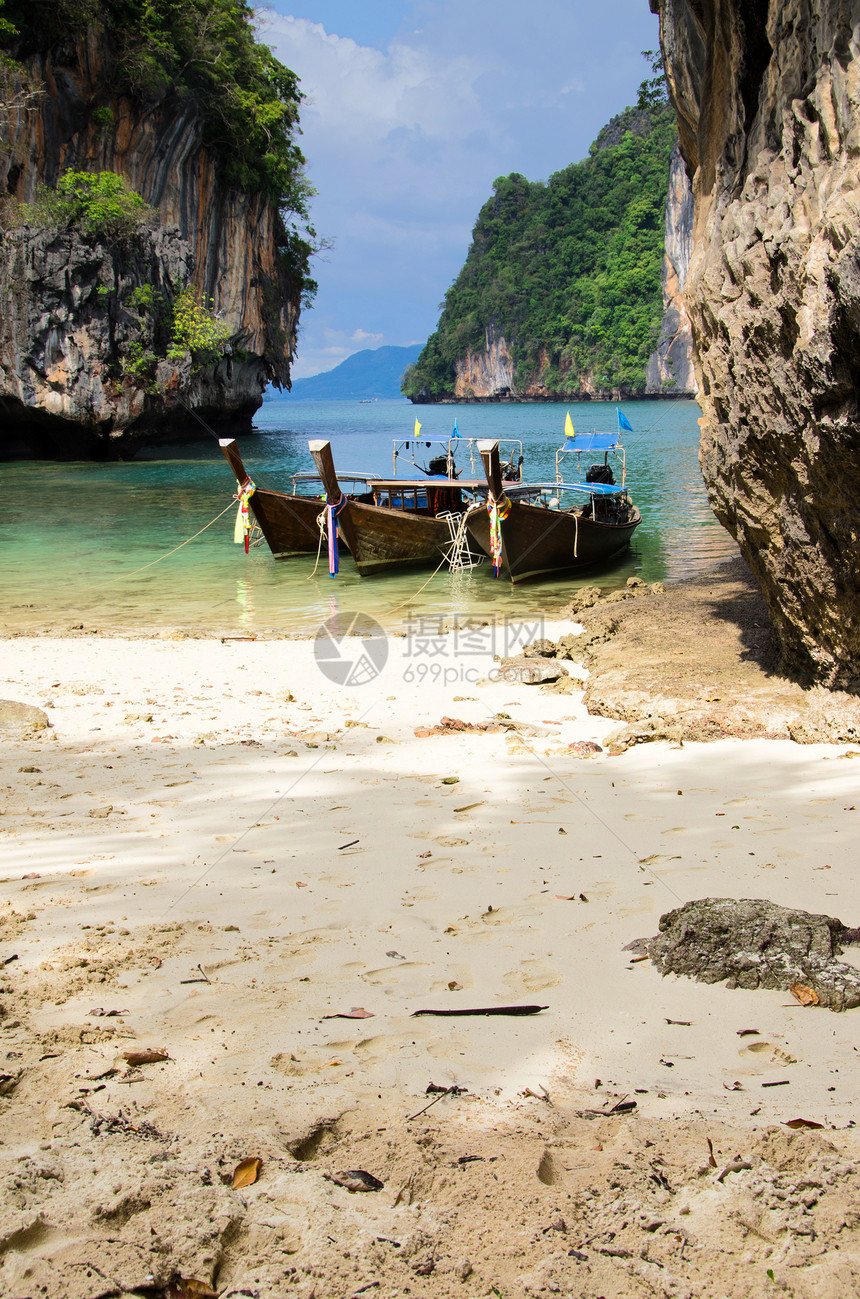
[{"x1": 267, "y1": 344, "x2": 423, "y2": 400}]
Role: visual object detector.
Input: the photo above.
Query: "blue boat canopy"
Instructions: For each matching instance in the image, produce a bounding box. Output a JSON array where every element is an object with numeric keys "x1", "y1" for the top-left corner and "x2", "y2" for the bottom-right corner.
[
  {"x1": 562, "y1": 433, "x2": 620, "y2": 451},
  {"x1": 558, "y1": 480, "x2": 627, "y2": 496}
]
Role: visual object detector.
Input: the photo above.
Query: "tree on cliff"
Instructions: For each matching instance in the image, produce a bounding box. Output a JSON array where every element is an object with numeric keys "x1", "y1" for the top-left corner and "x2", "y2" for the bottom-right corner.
[{"x1": 403, "y1": 99, "x2": 676, "y2": 401}]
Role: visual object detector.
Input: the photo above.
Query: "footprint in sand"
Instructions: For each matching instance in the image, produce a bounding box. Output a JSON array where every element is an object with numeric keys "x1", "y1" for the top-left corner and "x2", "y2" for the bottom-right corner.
[
  {"x1": 503, "y1": 959, "x2": 563, "y2": 993},
  {"x1": 270, "y1": 1052, "x2": 305, "y2": 1076},
  {"x1": 416, "y1": 855, "x2": 454, "y2": 872},
  {"x1": 618, "y1": 896, "x2": 661, "y2": 918},
  {"x1": 422, "y1": 1028, "x2": 471, "y2": 1058},
  {"x1": 360, "y1": 961, "x2": 430, "y2": 987},
  {"x1": 428, "y1": 966, "x2": 472, "y2": 995},
  {"x1": 401, "y1": 886, "x2": 439, "y2": 904},
  {"x1": 270, "y1": 1052, "x2": 347, "y2": 1077},
  {"x1": 351, "y1": 1036, "x2": 397, "y2": 1064},
  {"x1": 740, "y1": 1042, "x2": 797, "y2": 1065},
  {"x1": 480, "y1": 905, "x2": 533, "y2": 927}
]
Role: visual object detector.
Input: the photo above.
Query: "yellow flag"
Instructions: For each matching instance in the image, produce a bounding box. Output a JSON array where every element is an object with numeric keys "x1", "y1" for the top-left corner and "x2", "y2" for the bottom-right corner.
[
  {"x1": 414, "y1": 418, "x2": 422, "y2": 438},
  {"x1": 564, "y1": 411, "x2": 574, "y2": 440}
]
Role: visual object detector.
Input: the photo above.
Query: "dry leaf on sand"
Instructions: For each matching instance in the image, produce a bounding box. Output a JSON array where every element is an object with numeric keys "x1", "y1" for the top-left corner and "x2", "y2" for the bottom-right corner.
[
  {"x1": 321, "y1": 1007, "x2": 375, "y2": 1020},
  {"x1": 232, "y1": 1156, "x2": 262, "y2": 1189},
  {"x1": 789, "y1": 983, "x2": 820, "y2": 1006},
  {"x1": 123, "y1": 1048, "x2": 169, "y2": 1066}
]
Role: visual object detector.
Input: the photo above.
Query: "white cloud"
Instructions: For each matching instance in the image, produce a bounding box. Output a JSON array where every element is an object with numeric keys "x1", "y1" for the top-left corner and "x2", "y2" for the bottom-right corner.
[
  {"x1": 260, "y1": 2, "x2": 662, "y2": 376},
  {"x1": 349, "y1": 328, "x2": 384, "y2": 347},
  {"x1": 265, "y1": 16, "x2": 491, "y2": 145}
]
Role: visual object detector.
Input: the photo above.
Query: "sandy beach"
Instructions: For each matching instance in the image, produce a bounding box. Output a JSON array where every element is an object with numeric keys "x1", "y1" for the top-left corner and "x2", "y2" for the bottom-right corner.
[{"x1": 1, "y1": 610, "x2": 859, "y2": 1298}]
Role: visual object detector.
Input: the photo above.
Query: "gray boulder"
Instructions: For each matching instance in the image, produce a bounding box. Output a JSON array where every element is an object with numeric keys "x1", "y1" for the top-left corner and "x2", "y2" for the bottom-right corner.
[
  {"x1": 0, "y1": 699, "x2": 50, "y2": 734},
  {"x1": 629, "y1": 897, "x2": 860, "y2": 1012}
]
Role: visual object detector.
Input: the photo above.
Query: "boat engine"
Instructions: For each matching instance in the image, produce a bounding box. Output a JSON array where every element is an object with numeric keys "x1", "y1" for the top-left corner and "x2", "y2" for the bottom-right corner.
[
  {"x1": 426, "y1": 454, "x2": 459, "y2": 478},
  {"x1": 585, "y1": 463, "x2": 615, "y2": 485},
  {"x1": 501, "y1": 454, "x2": 524, "y2": 481}
]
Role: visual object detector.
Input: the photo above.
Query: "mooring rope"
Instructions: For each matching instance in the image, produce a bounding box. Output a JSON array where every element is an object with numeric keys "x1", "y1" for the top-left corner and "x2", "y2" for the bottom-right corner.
[
  {"x1": 94, "y1": 499, "x2": 237, "y2": 588},
  {"x1": 384, "y1": 498, "x2": 491, "y2": 613},
  {"x1": 307, "y1": 505, "x2": 329, "y2": 581},
  {"x1": 383, "y1": 550, "x2": 453, "y2": 616}
]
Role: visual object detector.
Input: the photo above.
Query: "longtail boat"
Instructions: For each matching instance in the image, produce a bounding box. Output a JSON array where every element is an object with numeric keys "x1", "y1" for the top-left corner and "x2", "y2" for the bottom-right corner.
[
  {"x1": 465, "y1": 439, "x2": 641, "y2": 584},
  {"x1": 309, "y1": 439, "x2": 467, "y2": 576},
  {"x1": 219, "y1": 438, "x2": 327, "y2": 557},
  {"x1": 220, "y1": 439, "x2": 376, "y2": 559}
]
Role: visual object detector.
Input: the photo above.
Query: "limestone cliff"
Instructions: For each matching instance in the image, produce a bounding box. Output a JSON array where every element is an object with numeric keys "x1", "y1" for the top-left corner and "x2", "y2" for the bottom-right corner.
[
  {"x1": 444, "y1": 166, "x2": 697, "y2": 400},
  {"x1": 404, "y1": 103, "x2": 678, "y2": 403},
  {"x1": 655, "y1": 0, "x2": 860, "y2": 688},
  {"x1": 0, "y1": 28, "x2": 302, "y2": 457},
  {"x1": 645, "y1": 144, "x2": 696, "y2": 393},
  {"x1": 453, "y1": 330, "x2": 514, "y2": 399}
]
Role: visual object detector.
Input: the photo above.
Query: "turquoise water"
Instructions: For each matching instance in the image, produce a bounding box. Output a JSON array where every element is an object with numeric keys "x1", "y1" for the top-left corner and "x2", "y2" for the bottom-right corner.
[{"x1": 0, "y1": 397, "x2": 737, "y2": 635}]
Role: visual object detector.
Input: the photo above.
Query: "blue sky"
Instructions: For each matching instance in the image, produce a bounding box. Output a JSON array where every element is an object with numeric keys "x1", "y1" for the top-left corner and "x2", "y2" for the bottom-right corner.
[{"x1": 261, "y1": 2, "x2": 663, "y2": 378}]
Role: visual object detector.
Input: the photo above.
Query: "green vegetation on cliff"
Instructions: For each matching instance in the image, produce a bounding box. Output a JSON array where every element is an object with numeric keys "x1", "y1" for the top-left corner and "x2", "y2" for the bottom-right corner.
[
  {"x1": 403, "y1": 101, "x2": 676, "y2": 400},
  {"x1": 21, "y1": 170, "x2": 154, "y2": 241}
]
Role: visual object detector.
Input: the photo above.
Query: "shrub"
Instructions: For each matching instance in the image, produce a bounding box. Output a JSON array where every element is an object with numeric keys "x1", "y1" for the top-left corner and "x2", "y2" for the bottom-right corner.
[
  {"x1": 22, "y1": 170, "x2": 153, "y2": 242},
  {"x1": 126, "y1": 283, "x2": 156, "y2": 312},
  {"x1": 124, "y1": 338, "x2": 157, "y2": 377},
  {"x1": 168, "y1": 285, "x2": 231, "y2": 366},
  {"x1": 91, "y1": 104, "x2": 115, "y2": 134}
]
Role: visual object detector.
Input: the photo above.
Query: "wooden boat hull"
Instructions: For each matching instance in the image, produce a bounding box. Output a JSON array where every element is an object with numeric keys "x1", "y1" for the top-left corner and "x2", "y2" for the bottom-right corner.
[
  {"x1": 466, "y1": 500, "x2": 641, "y2": 584},
  {"x1": 245, "y1": 487, "x2": 327, "y2": 558},
  {"x1": 308, "y1": 438, "x2": 458, "y2": 577},
  {"x1": 220, "y1": 437, "x2": 328, "y2": 558},
  {"x1": 340, "y1": 501, "x2": 450, "y2": 576}
]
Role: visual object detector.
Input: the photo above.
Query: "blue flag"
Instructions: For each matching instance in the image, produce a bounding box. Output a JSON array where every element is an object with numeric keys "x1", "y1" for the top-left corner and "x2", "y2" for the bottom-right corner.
[
  {"x1": 452, "y1": 418, "x2": 460, "y2": 439},
  {"x1": 617, "y1": 408, "x2": 633, "y2": 432}
]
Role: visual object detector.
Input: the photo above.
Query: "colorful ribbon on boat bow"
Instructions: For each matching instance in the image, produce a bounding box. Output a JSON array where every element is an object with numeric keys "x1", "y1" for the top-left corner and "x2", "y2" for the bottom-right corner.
[
  {"x1": 325, "y1": 492, "x2": 347, "y2": 577},
  {"x1": 487, "y1": 494, "x2": 511, "y2": 577},
  {"x1": 234, "y1": 476, "x2": 256, "y2": 553}
]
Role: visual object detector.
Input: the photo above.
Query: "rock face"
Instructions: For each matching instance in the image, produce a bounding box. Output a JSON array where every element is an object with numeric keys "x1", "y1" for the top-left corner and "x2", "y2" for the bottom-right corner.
[
  {"x1": 453, "y1": 328, "x2": 515, "y2": 400},
  {"x1": 645, "y1": 145, "x2": 696, "y2": 393},
  {"x1": 573, "y1": 557, "x2": 860, "y2": 745},
  {"x1": 0, "y1": 31, "x2": 301, "y2": 457},
  {"x1": 632, "y1": 898, "x2": 860, "y2": 1011},
  {"x1": 655, "y1": 0, "x2": 860, "y2": 687},
  {"x1": 451, "y1": 339, "x2": 607, "y2": 401}
]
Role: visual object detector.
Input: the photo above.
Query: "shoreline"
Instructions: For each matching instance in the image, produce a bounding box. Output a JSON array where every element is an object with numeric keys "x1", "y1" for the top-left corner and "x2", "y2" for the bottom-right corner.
[
  {"x1": 406, "y1": 391, "x2": 698, "y2": 405},
  {"x1": 2, "y1": 594, "x2": 859, "y2": 1295}
]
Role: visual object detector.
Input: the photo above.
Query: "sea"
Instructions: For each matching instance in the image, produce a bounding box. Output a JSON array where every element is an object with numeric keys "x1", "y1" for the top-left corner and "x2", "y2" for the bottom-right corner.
[{"x1": 0, "y1": 397, "x2": 738, "y2": 637}]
